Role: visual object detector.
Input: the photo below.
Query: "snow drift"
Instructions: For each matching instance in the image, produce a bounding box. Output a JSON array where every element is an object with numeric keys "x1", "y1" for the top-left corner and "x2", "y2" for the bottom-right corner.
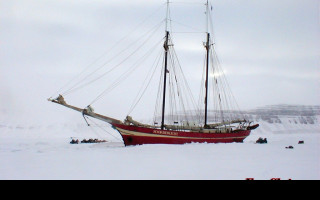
[{"x1": 0, "y1": 105, "x2": 319, "y2": 180}]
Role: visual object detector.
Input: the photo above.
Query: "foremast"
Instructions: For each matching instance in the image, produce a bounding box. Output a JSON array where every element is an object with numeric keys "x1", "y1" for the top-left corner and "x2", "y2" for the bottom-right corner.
[
  {"x1": 161, "y1": 0, "x2": 171, "y2": 130},
  {"x1": 161, "y1": 31, "x2": 170, "y2": 130},
  {"x1": 204, "y1": 32, "x2": 210, "y2": 128},
  {"x1": 204, "y1": 0, "x2": 211, "y2": 128}
]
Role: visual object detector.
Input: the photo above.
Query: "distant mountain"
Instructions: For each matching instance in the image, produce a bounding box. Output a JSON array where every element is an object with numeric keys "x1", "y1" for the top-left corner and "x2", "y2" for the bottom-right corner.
[
  {"x1": 245, "y1": 104, "x2": 320, "y2": 125},
  {"x1": 161, "y1": 104, "x2": 320, "y2": 134},
  {"x1": 242, "y1": 105, "x2": 320, "y2": 134}
]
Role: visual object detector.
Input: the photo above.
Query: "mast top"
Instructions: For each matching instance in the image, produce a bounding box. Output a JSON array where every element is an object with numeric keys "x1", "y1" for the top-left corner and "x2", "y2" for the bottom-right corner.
[
  {"x1": 205, "y1": 0, "x2": 209, "y2": 34},
  {"x1": 165, "y1": 0, "x2": 170, "y2": 32}
]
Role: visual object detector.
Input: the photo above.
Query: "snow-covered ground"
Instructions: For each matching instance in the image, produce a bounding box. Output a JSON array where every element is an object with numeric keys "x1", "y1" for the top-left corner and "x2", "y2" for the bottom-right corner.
[{"x1": 1, "y1": 105, "x2": 319, "y2": 180}]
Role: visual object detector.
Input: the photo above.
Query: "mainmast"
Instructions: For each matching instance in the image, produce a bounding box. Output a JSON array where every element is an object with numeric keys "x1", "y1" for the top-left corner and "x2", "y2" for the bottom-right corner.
[
  {"x1": 204, "y1": 0, "x2": 211, "y2": 127},
  {"x1": 161, "y1": 0, "x2": 170, "y2": 130}
]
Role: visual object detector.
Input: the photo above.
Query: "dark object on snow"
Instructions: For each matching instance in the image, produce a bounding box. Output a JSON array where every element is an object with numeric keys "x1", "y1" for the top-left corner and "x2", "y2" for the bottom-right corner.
[
  {"x1": 256, "y1": 137, "x2": 267, "y2": 144},
  {"x1": 70, "y1": 139, "x2": 79, "y2": 144},
  {"x1": 247, "y1": 124, "x2": 259, "y2": 130},
  {"x1": 298, "y1": 141, "x2": 304, "y2": 144},
  {"x1": 286, "y1": 146, "x2": 294, "y2": 149},
  {"x1": 81, "y1": 138, "x2": 107, "y2": 144}
]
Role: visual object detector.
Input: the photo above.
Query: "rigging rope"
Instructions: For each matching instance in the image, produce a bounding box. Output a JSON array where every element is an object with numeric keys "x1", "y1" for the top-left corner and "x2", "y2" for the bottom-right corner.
[
  {"x1": 151, "y1": 33, "x2": 201, "y2": 126},
  {"x1": 89, "y1": 38, "x2": 165, "y2": 106},
  {"x1": 86, "y1": 117, "x2": 123, "y2": 142},
  {"x1": 62, "y1": 21, "x2": 165, "y2": 97},
  {"x1": 51, "y1": 4, "x2": 166, "y2": 98},
  {"x1": 127, "y1": 49, "x2": 164, "y2": 115},
  {"x1": 52, "y1": 1, "x2": 246, "y2": 127}
]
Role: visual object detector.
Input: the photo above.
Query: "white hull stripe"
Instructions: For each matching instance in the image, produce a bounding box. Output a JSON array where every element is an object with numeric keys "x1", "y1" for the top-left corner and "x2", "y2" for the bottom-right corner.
[{"x1": 116, "y1": 127, "x2": 247, "y2": 140}]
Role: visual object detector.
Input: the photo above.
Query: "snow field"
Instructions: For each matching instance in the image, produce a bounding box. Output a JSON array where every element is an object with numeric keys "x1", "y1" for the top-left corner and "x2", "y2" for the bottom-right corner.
[{"x1": 0, "y1": 124, "x2": 319, "y2": 180}]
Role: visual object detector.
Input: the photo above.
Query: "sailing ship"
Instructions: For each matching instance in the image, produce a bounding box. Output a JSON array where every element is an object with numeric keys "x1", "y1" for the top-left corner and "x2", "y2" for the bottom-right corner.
[{"x1": 48, "y1": 0, "x2": 259, "y2": 146}]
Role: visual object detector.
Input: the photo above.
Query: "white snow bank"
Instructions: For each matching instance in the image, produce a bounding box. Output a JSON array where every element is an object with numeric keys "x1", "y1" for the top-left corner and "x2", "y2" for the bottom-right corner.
[
  {"x1": 1, "y1": 105, "x2": 319, "y2": 180},
  {"x1": 0, "y1": 124, "x2": 319, "y2": 180}
]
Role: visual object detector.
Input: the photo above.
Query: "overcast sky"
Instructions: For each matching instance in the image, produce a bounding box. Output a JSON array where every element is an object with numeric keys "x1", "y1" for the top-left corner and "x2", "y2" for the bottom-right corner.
[{"x1": 0, "y1": 0, "x2": 319, "y2": 124}]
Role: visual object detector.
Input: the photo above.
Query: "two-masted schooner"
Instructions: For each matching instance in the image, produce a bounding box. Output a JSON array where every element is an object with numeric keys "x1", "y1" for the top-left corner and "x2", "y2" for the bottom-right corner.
[{"x1": 48, "y1": 0, "x2": 259, "y2": 146}]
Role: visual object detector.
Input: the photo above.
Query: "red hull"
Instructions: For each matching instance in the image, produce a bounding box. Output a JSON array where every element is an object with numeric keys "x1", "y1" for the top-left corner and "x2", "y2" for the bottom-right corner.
[{"x1": 113, "y1": 124, "x2": 251, "y2": 146}]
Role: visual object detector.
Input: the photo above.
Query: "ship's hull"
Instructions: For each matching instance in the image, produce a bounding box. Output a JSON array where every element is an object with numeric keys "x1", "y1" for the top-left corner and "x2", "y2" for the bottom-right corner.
[{"x1": 113, "y1": 124, "x2": 251, "y2": 146}]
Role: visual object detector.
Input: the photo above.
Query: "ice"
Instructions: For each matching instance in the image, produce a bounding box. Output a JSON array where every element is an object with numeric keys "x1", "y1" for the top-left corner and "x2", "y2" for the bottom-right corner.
[{"x1": 0, "y1": 105, "x2": 319, "y2": 180}]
